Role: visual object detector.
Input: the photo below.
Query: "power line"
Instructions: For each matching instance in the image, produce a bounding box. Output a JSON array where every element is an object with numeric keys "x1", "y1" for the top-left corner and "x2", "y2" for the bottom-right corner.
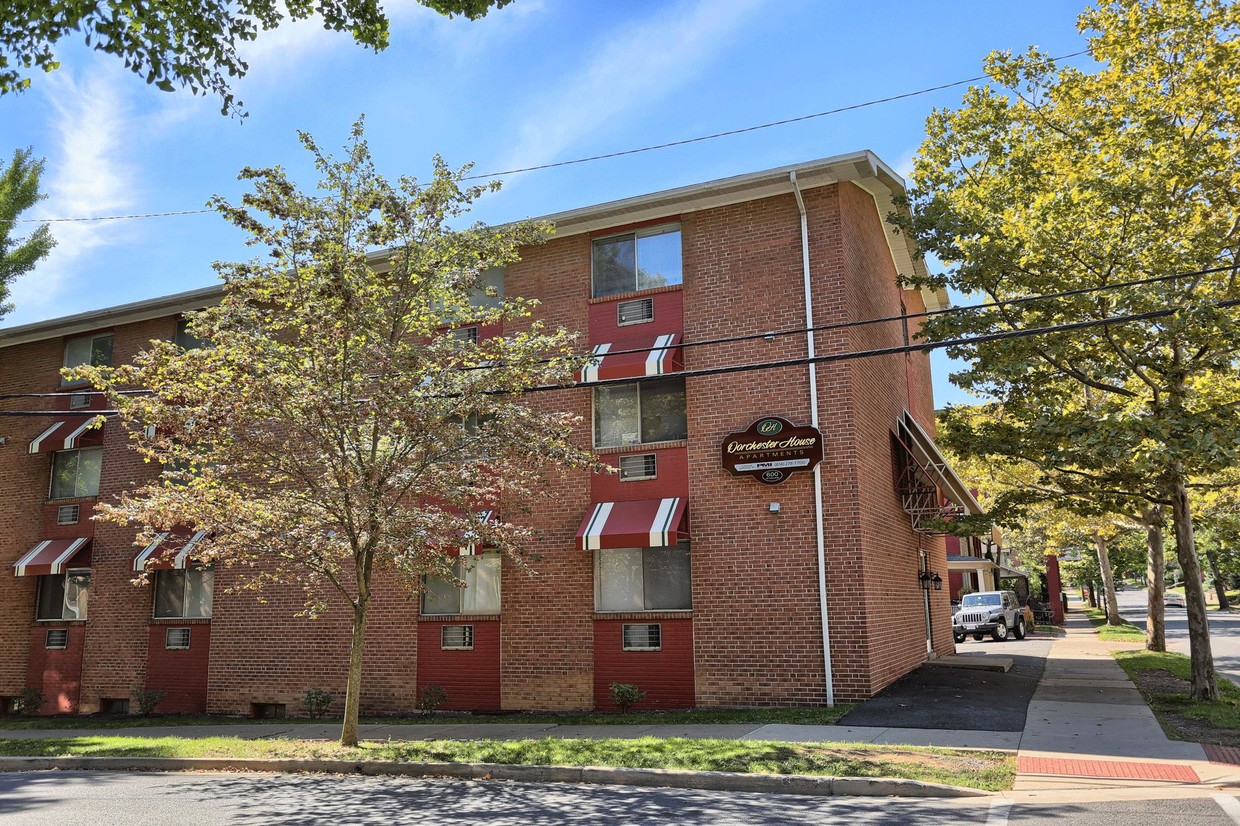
[
  {"x1": 13, "y1": 49, "x2": 1093, "y2": 225},
  {"x1": 1, "y1": 260, "x2": 1233, "y2": 401},
  {"x1": 2, "y1": 293, "x2": 1236, "y2": 415}
]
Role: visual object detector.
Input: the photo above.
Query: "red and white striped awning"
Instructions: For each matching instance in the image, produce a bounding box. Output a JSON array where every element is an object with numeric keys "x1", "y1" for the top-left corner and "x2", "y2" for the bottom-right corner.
[
  {"x1": 577, "y1": 497, "x2": 688, "y2": 550},
  {"x1": 28, "y1": 415, "x2": 103, "y2": 454},
  {"x1": 13, "y1": 538, "x2": 91, "y2": 576},
  {"x1": 132, "y1": 530, "x2": 208, "y2": 572},
  {"x1": 579, "y1": 334, "x2": 681, "y2": 383}
]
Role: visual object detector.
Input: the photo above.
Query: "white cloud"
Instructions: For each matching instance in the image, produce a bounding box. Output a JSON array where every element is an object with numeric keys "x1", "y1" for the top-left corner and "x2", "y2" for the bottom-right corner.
[
  {"x1": 9, "y1": 68, "x2": 139, "y2": 318},
  {"x1": 491, "y1": 0, "x2": 767, "y2": 180}
]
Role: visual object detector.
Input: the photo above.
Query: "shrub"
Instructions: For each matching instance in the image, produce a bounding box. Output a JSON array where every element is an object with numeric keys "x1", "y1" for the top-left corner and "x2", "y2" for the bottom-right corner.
[
  {"x1": 301, "y1": 686, "x2": 335, "y2": 719},
  {"x1": 13, "y1": 687, "x2": 43, "y2": 716},
  {"x1": 132, "y1": 687, "x2": 167, "y2": 717},
  {"x1": 418, "y1": 684, "x2": 447, "y2": 713},
  {"x1": 610, "y1": 682, "x2": 645, "y2": 712}
]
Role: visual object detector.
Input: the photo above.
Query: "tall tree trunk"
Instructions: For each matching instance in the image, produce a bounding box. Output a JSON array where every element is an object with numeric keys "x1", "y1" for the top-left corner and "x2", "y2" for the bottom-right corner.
[
  {"x1": 1203, "y1": 541, "x2": 1231, "y2": 610},
  {"x1": 340, "y1": 597, "x2": 370, "y2": 747},
  {"x1": 1142, "y1": 506, "x2": 1166, "y2": 653},
  {"x1": 1169, "y1": 466, "x2": 1218, "y2": 701},
  {"x1": 1093, "y1": 532, "x2": 1122, "y2": 626}
]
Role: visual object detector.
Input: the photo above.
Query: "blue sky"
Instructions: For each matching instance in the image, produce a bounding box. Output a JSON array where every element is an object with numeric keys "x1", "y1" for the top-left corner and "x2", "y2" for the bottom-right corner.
[{"x1": 0, "y1": 0, "x2": 1091, "y2": 405}]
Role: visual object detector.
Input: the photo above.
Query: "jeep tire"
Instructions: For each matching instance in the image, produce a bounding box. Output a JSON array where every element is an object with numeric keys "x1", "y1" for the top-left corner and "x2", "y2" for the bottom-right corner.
[
  {"x1": 991, "y1": 619, "x2": 1009, "y2": 641},
  {"x1": 954, "y1": 632, "x2": 966, "y2": 644},
  {"x1": 1013, "y1": 617, "x2": 1026, "y2": 640}
]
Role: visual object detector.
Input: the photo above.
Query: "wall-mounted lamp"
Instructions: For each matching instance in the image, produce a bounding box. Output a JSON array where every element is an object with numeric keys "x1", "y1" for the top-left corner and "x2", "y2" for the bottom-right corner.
[
  {"x1": 768, "y1": 502, "x2": 781, "y2": 514},
  {"x1": 919, "y1": 570, "x2": 932, "y2": 590},
  {"x1": 932, "y1": 573, "x2": 943, "y2": 591},
  {"x1": 919, "y1": 570, "x2": 943, "y2": 591}
]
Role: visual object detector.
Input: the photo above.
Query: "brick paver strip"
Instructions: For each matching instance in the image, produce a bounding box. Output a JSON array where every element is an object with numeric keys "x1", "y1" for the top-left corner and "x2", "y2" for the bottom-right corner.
[
  {"x1": 1018, "y1": 756, "x2": 1199, "y2": 782},
  {"x1": 1204, "y1": 744, "x2": 1240, "y2": 765}
]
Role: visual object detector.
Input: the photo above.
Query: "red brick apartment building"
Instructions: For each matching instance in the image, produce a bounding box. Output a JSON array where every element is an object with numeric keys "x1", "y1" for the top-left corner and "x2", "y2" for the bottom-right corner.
[{"x1": 0, "y1": 153, "x2": 979, "y2": 717}]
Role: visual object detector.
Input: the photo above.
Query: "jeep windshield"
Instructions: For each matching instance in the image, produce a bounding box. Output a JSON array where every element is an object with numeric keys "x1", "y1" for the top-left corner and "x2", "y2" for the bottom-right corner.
[{"x1": 961, "y1": 594, "x2": 1001, "y2": 608}]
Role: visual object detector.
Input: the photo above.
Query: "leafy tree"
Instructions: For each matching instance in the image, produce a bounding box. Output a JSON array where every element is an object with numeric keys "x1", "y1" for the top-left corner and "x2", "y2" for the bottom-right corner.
[
  {"x1": 901, "y1": 0, "x2": 1239, "y2": 699},
  {"x1": 0, "y1": 146, "x2": 54, "y2": 319},
  {"x1": 71, "y1": 119, "x2": 598, "y2": 746},
  {"x1": 0, "y1": 0, "x2": 514, "y2": 115}
]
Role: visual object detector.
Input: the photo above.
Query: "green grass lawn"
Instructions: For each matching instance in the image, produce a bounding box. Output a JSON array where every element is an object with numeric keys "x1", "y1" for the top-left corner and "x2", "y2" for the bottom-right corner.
[
  {"x1": 0, "y1": 734, "x2": 1015, "y2": 791},
  {"x1": 1115, "y1": 649, "x2": 1240, "y2": 745},
  {"x1": 1084, "y1": 609, "x2": 1146, "y2": 642},
  {"x1": 0, "y1": 705, "x2": 855, "y2": 731}
]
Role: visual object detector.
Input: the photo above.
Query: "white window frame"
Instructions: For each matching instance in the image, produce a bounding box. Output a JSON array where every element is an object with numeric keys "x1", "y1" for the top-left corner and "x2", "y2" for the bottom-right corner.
[
  {"x1": 36, "y1": 569, "x2": 90, "y2": 621},
  {"x1": 49, "y1": 447, "x2": 104, "y2": 500},
  {"x1": 153, "y1": 568, "x2": 215, "y2": 619},
  {"x1": 421, "y1": 552, "x2": 502, "y2": 615},
  {"x1": 61, "y1": 333, "x2": 113, "y2": 384},
  {"x1": 594, "y1": 543, "x2": 692, "y2": 613},
  {"x1": 592, "y1": 378, "x2": 687, "y2": 449},
  {"x1": 590, "y1": 223, "x2": 682, "y2": 298}
]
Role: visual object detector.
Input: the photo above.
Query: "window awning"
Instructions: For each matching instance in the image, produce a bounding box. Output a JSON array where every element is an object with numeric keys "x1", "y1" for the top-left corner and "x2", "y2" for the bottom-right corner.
[
  {"x1": 579, "y1": 334, "x2": 681, "y2": 383},
  {"x1": 133, "y1": 530, "x2": 208, "y2": 572},
  {"x1": 897, "y1": 410, "x2": 983, "y2": 515},
  {"x1": 577, "y1": 497, "x2": 688, "y2": 550},
  {"x1": 947, "y1": 553, "x2": 998, "y2": 572},
  {"x1": 13, "y1": 538, "x2": 91, "y2": 576},
  {"x1": 28, "y1": 415, "x2": 103, "y2": 455}
]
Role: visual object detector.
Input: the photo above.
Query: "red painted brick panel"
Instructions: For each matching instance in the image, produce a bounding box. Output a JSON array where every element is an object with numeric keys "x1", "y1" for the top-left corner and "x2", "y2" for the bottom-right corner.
[
  {"x1": 416, "y1": 620, "x2": 501, "y2": 711},
  {"x1": 146, "y1": 623, "x2": 210, "y2": 713},
  {"x1": 593, "y1": 618, "x2": 694, "y2": 709},
  {"x1": 588, "y1": 290, "x2": 684, "y2": 346},
  {"x1": 27, "y1": 625, "x2": 85, "y2": 713},
  {"x1": 592, "y1": 447, "x2": 688, "y2": 504}
]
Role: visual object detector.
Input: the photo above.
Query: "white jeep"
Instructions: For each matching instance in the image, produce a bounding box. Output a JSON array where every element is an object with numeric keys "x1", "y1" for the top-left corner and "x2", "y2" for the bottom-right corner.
[{"x1": 953, "y1": 590, "x2": 1027, "y2": 643}]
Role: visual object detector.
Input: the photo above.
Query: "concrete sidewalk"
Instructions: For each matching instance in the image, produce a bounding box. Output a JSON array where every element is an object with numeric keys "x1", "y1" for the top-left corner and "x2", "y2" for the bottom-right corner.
[{"x1": 1, "y1": 607, "x2": 1236, "y2": 796}]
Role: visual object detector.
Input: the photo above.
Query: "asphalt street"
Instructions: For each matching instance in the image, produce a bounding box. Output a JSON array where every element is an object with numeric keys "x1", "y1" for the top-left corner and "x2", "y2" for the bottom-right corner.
[
  {"x1": 2, "y1": 771, "x2": 1239, "y2": 825},
  {"x1": 1114, "y1": 588, "x2": 1240, "y2": 685}
]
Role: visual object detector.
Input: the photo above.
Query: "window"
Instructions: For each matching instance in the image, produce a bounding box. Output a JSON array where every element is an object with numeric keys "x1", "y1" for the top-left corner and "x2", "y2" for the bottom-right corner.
[
  {"x1": 622, "y1": 623, "x2": 662, "y2": 651},
  {"x1": 595, "y1": 543, "x2": 691, "y2": 612},
  {"x1": 470, "y1": 267, "x2": 505, "y2": 311},
  {"x1": 154, "y1": 569, "x2": 214, "y2": 619},
  {"x1": 36, "y1": 570, "x2": 90, "y2": 620},
  {"x1": 422, "y1": 553, "x2": 501, "y2": 615},
  {"x1": 50, "y1": 447, "x2": 103, "y2": 499},
  {"x1": 441, "y1": 625, "x2": 475, "y2": 650},
  {"x1": 62, "y1": 333, "x2": 113, "y2": 380},
  {"x1": 175, "y1": 317, "x2": 210, "y2": 350},
  {"x1": 592, "y1": 225, "x2": 682, "y2": 298},
  {"x1": 594, "y1": 378, "x2": 687, "y2": 448},
  {"x1": 450, "y1": 326, "x2": 479, "y2": 344}
]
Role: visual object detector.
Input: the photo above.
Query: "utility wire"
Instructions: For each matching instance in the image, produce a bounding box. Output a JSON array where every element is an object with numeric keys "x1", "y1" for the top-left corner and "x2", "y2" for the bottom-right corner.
[
  {"x1": 14, "y1": 49, "x2": 1092, "y2": 224},
  {"x1": 1, "y1": 260, "x2": 1234, "y2": 400},
  {"x1": 1, "y1": 292, "x2": 1236, "y2": 415}
]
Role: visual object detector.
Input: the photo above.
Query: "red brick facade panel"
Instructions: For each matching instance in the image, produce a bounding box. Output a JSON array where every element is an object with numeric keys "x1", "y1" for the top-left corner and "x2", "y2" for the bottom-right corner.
[
  {"x1": 146, "y1": 622, "x2": 210, "y2": 713},
  {"x1": 593, "y1": 617, "x2": 693, "y2": 709},
  {"x1": 26, "y1": 624, "x2": 84, "y2": 713},
  {"x1": 416, "y1": 619, "x2": 501, "y2": 711}
]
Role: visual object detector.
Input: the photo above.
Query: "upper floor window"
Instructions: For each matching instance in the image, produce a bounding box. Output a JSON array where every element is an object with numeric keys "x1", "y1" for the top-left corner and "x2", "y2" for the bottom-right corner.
[
  {"x1": 422, "y1": 553, "x2": 501, "y2": 615},
  {"x1": 594, "y1": 378, "x2": 687, "y2": 448},
  {"x1": 591, "y1": 225, "x2": 682, "y2": 299},
  {"x1": 175, "y1": 317, "x2": 210, "y2": 351},
  {"x1": 50, "y1": 447, "x2": 103, "y2": 499},
  {"x1": 62, "y1": 333, "x2": 113, "y2": 379},
  {"x1": 37, "y1": 570, "x2": 90, "y2": 620},
  {"x1": 469, "y1": 267, "x2": 504, "y2": 311},
  {"x1": 154, "y1": 568, "x2": 214, "y2": 619}
]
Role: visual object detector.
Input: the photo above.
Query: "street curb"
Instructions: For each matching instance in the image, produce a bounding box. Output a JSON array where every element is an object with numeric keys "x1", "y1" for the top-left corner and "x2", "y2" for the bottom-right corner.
[{"x1": 0, "y1": 756, "x2": 991, "y2": 798}]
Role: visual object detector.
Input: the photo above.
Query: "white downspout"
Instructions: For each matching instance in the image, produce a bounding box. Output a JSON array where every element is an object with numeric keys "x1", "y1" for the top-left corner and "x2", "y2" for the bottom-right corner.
[{"x1": 790, "y1": 171, "x2": 834, "y2": 706}]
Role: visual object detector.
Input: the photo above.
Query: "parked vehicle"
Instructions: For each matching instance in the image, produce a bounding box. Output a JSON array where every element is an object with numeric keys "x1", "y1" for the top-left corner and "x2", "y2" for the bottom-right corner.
[
  {"x1": 953, "y1": 590, "x2": 1027, "y2": 643},
  {"x1": 1165, "y1": 592, "x2": 1186, "y2": 608}
]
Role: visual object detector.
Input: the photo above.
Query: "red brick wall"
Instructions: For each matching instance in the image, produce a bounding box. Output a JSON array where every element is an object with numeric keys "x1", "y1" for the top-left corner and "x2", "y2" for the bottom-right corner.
[
  {"x1": 593, "y1": 617, "x2": 693, "y2": 709},
  {"x1": 146, "y1": 622, "x2": 210, "y2": 713},
  {"x1": 416, "y1": 619, "x2": 501, "y2": 711}
]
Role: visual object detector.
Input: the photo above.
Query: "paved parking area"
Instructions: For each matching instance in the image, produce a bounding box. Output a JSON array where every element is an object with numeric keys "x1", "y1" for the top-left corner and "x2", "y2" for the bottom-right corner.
[{"x1": 837, "y1": 638, "x2": 1052, "y2": 731}]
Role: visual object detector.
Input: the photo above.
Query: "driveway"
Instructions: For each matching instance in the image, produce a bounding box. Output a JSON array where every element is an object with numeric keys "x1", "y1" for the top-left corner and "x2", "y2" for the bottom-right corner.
[{"x1": 837, "y1": 637, "x2": 1052, "y2": 732}]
